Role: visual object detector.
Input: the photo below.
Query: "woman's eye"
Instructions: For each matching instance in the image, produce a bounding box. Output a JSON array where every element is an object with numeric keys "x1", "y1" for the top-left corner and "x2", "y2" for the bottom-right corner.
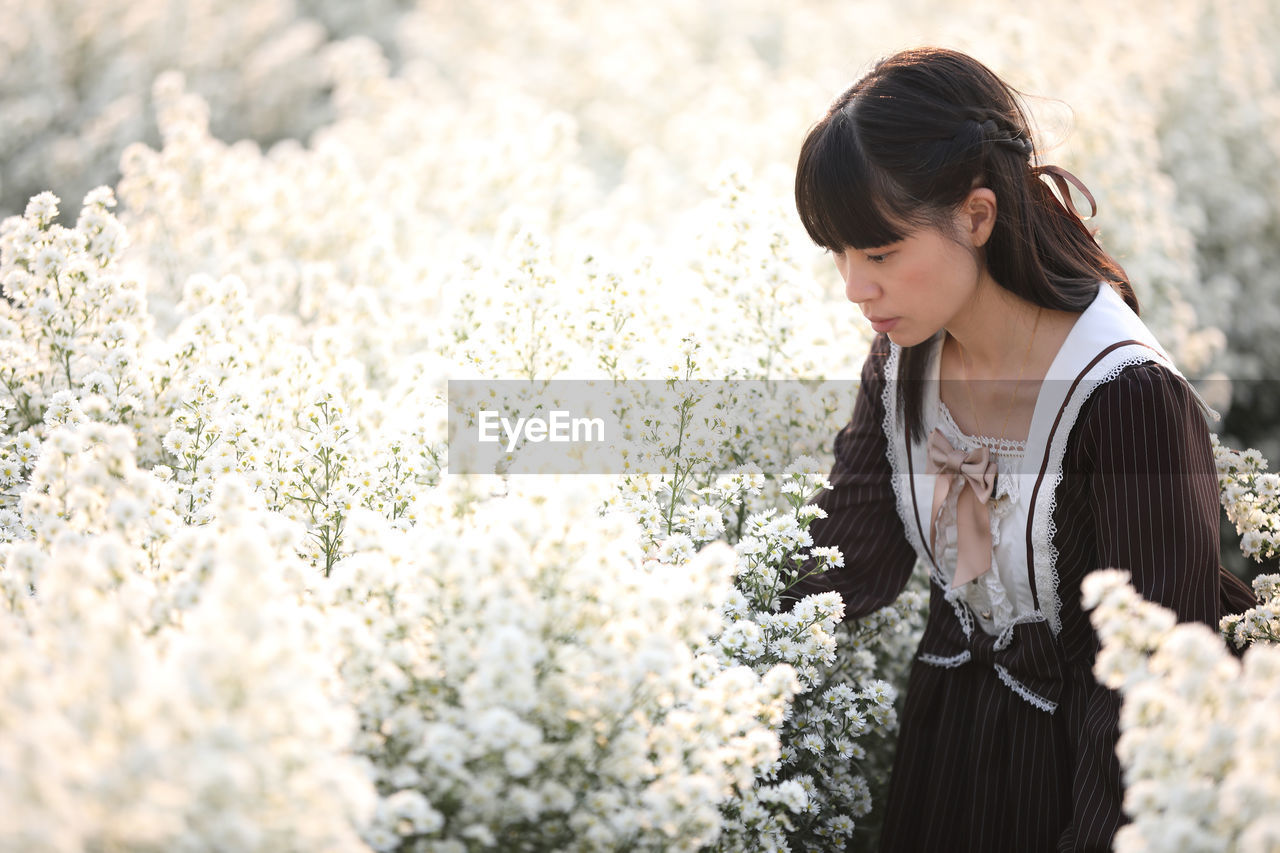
[{"x1": 865, "y1": 252, "x2": 889, "y2": 264}]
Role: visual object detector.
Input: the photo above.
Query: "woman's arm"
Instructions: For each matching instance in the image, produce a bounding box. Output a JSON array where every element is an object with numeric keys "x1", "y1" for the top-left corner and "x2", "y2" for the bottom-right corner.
[
  {"x1": 1060, "y1": 361, "x2": 1221, "y2": 852},
  {"x1": 783, "y1": 333, "x2": 918, "y2": 618}
]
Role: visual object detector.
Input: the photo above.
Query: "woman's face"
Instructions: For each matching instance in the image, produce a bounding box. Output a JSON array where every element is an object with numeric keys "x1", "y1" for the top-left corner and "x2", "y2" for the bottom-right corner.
[{"x1": 832, "y1": 217, "x2": 982, "y2": 347}]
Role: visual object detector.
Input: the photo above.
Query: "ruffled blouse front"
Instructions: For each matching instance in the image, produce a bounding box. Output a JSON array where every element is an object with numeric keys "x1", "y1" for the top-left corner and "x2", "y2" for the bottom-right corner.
[{"x1": 933, "y1": 399, "x2": 1037, "y2": 638}]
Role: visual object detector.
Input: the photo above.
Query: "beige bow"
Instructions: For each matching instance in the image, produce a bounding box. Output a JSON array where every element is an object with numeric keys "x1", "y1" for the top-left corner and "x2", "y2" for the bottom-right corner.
[{"x1": 925, "y1": 428, "x2": 997, "y2": 588}]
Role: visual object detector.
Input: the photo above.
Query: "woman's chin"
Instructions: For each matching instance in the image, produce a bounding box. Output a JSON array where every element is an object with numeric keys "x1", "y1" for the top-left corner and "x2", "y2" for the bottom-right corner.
[
  {"x1": 883, "y1": 325, "x2": 915, "y2": 346},
  {"x1": 885, "y1": 323, "x2": 943, "y2": 349}
]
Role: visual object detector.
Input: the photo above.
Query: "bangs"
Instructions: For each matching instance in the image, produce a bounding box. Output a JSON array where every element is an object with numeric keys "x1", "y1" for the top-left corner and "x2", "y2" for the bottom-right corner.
[{"x1": 794, "y1": 111, "x2": 916, "y2": 251}]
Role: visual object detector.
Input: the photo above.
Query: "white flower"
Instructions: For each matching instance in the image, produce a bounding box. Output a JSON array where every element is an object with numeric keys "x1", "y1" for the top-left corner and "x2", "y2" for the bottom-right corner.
[
  {"x1": 688, "y1": 505, "x2": 725, "y2": 541},
  {"x1": 656, "y1": 532, "x2": 695, "y2": 564},
  {"x1": 24, "y1": 191, "x2": 59, "y2": 224},
  {"x1": 808, "y1": 545, "x2": 843, "y2": 569}
]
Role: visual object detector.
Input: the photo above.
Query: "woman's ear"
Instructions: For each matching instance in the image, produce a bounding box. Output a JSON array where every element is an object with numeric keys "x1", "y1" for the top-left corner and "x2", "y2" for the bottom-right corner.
[{"x1": 961, "y1": 187, "x2": 998, "y2": 248}]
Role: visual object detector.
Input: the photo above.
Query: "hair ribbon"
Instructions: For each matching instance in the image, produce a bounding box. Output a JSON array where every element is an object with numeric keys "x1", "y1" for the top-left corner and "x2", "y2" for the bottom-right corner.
[{"x1": 1032, "y1": 164, "x2": 1098, "y2": 220}]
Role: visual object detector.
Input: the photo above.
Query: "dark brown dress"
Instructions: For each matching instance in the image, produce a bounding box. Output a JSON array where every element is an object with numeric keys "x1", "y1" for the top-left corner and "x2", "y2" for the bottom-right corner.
[{"x1": 791, "y1": 332, "x2": 1256, "y2": 852}]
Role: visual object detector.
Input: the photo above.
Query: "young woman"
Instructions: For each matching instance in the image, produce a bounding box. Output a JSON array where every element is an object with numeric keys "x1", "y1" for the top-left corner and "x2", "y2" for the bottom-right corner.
[{"x1": 787, "y1": 47, "x2": 1256, "y2": 851}]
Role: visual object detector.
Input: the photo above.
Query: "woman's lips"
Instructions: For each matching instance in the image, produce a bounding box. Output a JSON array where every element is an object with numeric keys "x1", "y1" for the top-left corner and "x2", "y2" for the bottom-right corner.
[{"x1": 868, "y1": 317, "x2": 899, "y2": 333}]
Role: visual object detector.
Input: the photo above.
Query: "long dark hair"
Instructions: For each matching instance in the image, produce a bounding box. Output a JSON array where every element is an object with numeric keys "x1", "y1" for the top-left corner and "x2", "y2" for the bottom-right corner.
[{"x1": 795, "y1": 47, "x2": 1135, "y2": 443}]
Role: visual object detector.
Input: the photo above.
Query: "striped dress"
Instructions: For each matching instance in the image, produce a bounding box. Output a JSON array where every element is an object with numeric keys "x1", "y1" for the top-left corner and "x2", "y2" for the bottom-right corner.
[{"x1": 791, "y1": 304, "x2": 1256, "y2": 851}]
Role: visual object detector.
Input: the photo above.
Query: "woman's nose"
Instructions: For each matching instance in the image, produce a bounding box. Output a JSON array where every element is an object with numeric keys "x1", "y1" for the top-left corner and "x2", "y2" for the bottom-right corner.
[
  {"x1": 842, "y1": 266, "x2": 878, "y2": 304},
  {"x1": 834, "y1": 250, "x2": 879, "y2": 304}
]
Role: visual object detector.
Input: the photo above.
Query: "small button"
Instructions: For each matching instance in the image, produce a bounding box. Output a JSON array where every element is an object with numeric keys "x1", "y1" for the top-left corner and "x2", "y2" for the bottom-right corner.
[{"x1": 980, "y1": 610, "x2": 992, "y2": 620}]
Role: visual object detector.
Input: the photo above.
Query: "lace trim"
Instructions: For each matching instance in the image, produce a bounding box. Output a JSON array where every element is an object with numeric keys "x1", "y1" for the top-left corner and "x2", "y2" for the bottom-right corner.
[
  {"x1": 935, "y1": 496, "x2": 1014, "y2": 636},
  {"x1": 1031, "y1": 351, "x2": 1161, "y2": 635},
  {"x1": 993, "y1": 611, "x2": 1048, "y2": 651},
  {"x1": 883, "y1": 344, "x2": 975, "y2": 637},
  {"x1": 882, "y1": 343, "x2": 933, "y2": 574},
  {"x1": 944, "y1": 587, "x2": 975, "y2": 638},
  {"x1": 993, "y1": 664, "x2": 1058, "y2": 713},
  {"x1": 919, "y1": 650, "x2": 972, "y2": 668},
  {"x1": 937, "y1": 399, "x2": 1028, "y2": 457}
]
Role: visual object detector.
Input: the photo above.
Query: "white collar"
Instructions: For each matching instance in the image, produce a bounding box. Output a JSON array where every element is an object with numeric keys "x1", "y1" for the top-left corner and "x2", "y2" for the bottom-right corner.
[{"x1": 887, "y1": 282, "x2": 1214, "y2": 636}]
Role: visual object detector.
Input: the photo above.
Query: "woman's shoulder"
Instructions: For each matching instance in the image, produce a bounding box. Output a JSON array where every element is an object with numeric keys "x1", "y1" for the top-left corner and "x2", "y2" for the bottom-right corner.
[
  {"x1": 1069, "y1": 359, "x2": 1212, "y2": 465},
  {"x1": 1083, "y1": 359, "x2": 1201, "y2": 418}
]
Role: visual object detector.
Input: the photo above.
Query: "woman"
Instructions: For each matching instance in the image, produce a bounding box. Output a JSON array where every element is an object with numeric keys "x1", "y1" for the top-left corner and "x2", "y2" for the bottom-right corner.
[{"x1": 787, "y1": 47, "x2": 1256, "y2": 851}]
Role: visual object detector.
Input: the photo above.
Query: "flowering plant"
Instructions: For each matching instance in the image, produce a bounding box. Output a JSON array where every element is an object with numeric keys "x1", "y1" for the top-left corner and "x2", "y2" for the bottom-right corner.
[
  {"x1": 0, "y1": 428, "x2": 375, "y2": 852},
  {"x1": 318, "y1": 481, "x2": 803, "y2": 852},
  {"x1": 1084, "y1": 569, "x2": 1280, "y2": 853},
  {"x1": 611, "y1": 387, "x2": 927, "y2": 852},
  {"x1": 701, "y1": 458, "x2": 925, "y2": 852},
  {"x1": 1213, "y1": 435, "x2": 1280, "y2": 563}
]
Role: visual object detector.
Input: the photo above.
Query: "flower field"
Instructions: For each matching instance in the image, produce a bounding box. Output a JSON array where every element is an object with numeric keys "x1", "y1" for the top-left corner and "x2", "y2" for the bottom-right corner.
[{"x1": 1, "y1": 1, "x2": 1279, "y2": 850}]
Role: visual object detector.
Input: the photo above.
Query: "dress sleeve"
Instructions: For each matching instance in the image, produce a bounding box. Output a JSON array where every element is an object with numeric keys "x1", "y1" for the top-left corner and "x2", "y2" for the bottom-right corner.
[
  {"x1": 782, "y1": 333, "x2": 918, "y2": 619},
  {"x1": 1059, "y1": 361, "x2": 1222, "y2": 852}
]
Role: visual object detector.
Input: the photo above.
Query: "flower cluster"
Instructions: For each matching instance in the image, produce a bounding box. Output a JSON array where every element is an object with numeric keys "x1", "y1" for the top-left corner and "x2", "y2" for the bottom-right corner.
[
  {"x1": 617, "y1": 445, "x2": 927, "y2": 851},
  {"x1": 0, "y1": 0, "x2": 418, "y2": 221},
  {"x1": 0, "y1": 429, "x2": 375, "y2": 851},
  {"x1": 1222, "y1": 574, "x2": 1280, "y2": 650},
  {"x1": 0, "y1": 188, "x2": 154, "y2": 442},
  {"x1": 318, "y1": 481, "x2": 800, "y2": 852},
  {"x1": 1083, "y1": 569, "x2": 1280, "y2": 853},
  {"x1": 1213, "y1": 435, "x2": 1280, "y2": 562},
  {"x1": 0, "y1": 160, "x2": 816, "y2": 853}
]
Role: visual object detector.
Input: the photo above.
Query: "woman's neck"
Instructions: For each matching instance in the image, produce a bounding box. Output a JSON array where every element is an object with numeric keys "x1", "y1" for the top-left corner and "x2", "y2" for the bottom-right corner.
[{"x1": 944, "y1": 271, "x2": 1047, "y2": 379}]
